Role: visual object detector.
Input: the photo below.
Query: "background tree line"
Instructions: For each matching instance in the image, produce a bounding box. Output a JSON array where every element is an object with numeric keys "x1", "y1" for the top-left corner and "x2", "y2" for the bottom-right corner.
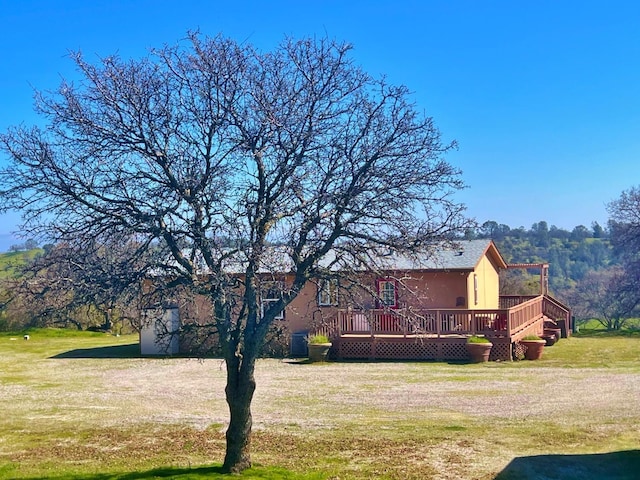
[
  {"x1": 466, "y1": 220, "x2": 613, "y2": 294},
  {"x1": 0, "y1": 240, "x2": 147, "y2": 333}
]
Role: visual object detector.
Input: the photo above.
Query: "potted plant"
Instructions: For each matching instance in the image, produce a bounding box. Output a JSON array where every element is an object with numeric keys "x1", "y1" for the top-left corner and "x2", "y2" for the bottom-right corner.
[
  {"x1": 307, "y1": 334, "x2": 332, "y2": 362},
  {"x1": 466, "y1": 335, "x2": 493, "y2": 363},
  {"x1": 521, "y1": 335, "x2": 545, "y2": 360}
]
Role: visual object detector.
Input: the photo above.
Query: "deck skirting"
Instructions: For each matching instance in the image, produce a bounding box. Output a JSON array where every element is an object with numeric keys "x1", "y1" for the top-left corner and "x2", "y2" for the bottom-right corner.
[{"x1": 334, "y1": 335, "x2": 513, "y2": 361}]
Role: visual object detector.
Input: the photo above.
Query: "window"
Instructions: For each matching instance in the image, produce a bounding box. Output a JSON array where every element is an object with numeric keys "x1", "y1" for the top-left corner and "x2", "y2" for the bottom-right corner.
[
  {"x1": 318, "y1": 278, "x2": 339, "y2": 306},
  {"x1": 376, "y1": 278, "x2": 398, "y2": 308},
  {"x1": 473, "y1": 274, "x2": 478, "y2": 306},
  {"x1": 261, "y1": 281, "x2": 285, "y2": 320},
  {"x1": 261, "y1": 298, "x2": 284, "y2": 320}
]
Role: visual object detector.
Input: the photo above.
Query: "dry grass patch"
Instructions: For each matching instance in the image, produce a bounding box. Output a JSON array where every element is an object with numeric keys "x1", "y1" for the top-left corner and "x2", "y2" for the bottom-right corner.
[{"x1": 1, "y1": 331, "x2": 640, "y2": 479}]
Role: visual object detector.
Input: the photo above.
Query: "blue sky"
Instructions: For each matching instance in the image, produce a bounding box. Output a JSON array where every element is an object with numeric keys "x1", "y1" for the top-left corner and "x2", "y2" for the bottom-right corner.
[{"x1": 1, "y1": 0, "x2": 639, "y2": 250}]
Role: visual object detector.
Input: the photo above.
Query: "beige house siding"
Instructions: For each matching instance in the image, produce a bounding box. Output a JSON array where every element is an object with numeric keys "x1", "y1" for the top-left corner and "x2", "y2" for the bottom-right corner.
[
  {"x1": 286, "y1": 267, "x2": 489, "y2": 335},
  {"x1": 283, "y1": 277, "x2": 327, "y2": 334},
  {"x1": 400, "y1": 272, "x2": 469, "y2": 309}
]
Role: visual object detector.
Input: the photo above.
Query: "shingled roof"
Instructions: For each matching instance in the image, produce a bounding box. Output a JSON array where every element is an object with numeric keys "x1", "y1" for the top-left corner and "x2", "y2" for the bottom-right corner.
[
  {"x1": 371, "y1": 239, "x2": 508, "y2": 271},
  {"x1": 173, "y1": 239, "x2": 508, "y2": 275}
]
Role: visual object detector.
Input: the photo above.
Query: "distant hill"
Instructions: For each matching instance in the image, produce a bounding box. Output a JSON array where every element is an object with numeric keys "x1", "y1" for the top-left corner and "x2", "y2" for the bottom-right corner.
[
  {"x1": 0, "y1": 249, "x2": 42, "y2": 279},
  {"x1": 470, "y1": 220, "x2": 615, "y2": 297}
]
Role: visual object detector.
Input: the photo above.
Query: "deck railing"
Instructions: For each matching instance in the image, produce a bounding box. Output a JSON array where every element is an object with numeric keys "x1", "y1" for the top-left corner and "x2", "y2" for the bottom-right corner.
[
  {"x1": 542, "y1": 295, "x2": 571, "y2": 323},
  {"x1": 506, "y1": 296, "x2": 544, "y2": 337},
  {"x1": 331, "y1": 294, "x2": 570, "y2": 340},
  {"x1": 499, "y1": 295, "x2": 538, "y2": 309},
  {"x1": 335, "y1": 307, "x2": 511, "y2": 337}
]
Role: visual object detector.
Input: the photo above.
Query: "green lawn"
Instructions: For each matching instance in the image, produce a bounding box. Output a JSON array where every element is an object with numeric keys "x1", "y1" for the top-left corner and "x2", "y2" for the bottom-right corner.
[{"x1": 0, "y1": 328, "x2": 639, "y2": 479}]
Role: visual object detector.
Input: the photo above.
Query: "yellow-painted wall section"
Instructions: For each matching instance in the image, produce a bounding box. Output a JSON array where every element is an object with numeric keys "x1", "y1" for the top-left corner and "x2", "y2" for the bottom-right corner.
[{"x1": 467, "y1": 255, "x2": 500, "y2": 309}]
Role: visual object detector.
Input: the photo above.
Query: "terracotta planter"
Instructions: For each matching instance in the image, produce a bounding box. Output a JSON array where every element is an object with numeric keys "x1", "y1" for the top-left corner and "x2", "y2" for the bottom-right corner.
[
  {"x1": 521, "y1": 340, "x2": 545, "y2": 360},
  {"x1": 466, "y1": 342, "x2": 493, "y2": 363},
  {"x1": 308, "y1": 343, "x2": 332, "y2": 362}
]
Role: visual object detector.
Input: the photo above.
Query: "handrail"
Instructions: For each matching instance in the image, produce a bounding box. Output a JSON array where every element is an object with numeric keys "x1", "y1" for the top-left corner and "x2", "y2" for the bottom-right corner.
[
  {"x1": 327, "y1": 295, "x2": 571, "y2": 347},
  {"x1": 499, "y1": 295, "x2": 538, "y2": 309},
  {"x1": 506, "y1": 295, "x2": 544, "y2": 337},
  {"x1": 542, "y1": 294, "x2": 571, "y2": 322}
]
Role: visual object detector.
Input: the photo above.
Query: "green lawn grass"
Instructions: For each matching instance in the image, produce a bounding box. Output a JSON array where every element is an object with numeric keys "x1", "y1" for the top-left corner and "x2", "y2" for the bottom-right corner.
[
  {"x1": 0, "y1": 328, "x2": 639, "y2": 479},
  {"x1": 576, "y1": 317, "x2": 640, "y2": 332}
]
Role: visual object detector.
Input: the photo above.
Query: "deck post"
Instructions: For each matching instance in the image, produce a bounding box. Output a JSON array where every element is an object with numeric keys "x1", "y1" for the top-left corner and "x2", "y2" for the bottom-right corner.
[
  {"x1": 436, "y1": 310, "x2": 441, "y2": 338},
  {"x1": 403, "y1": 309, "x2": 407, "y2": 338},
  {"x1": 369, "y1": 310, "x2": 375, "y2": 338}
]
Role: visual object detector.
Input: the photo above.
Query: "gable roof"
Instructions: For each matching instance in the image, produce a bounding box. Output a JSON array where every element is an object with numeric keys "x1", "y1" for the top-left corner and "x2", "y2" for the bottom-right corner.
[{"x1": 371, "y1": 239, "x2": 507, "y2": 272}]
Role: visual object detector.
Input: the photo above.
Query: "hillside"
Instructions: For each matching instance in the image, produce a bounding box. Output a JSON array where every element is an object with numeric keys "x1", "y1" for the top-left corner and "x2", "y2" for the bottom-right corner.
[
  {"x1": 0, "y1": 249, "x2": 43, "y2": 280},
  {"x1": 470, "y1": 221, "x2": 615, "y2": 298}
]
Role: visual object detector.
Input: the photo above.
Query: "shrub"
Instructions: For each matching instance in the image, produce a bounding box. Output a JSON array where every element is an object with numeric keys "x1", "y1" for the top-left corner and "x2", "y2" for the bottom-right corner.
[
  {"x1": 308, "y1": 334, "x2": 330, "y2": 344},
  {"x1": 523, "y1": 335, "x2": 544, "y2": 341},
  {"x1": 467, "y1": 335, "x2": 491, "y2": 344}
]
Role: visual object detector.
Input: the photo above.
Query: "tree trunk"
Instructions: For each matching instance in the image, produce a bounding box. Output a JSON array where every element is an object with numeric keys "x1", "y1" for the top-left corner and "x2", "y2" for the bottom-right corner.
[
  {"x1": 102, "y1": 309, "x2": 113, "y2": 331},
  {"x1": 222, "y1": 357, "x2": 256, "y2": 473}
]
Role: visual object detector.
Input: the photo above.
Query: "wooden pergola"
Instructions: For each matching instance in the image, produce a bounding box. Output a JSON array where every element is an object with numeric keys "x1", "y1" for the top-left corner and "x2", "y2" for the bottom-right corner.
[{"x1": 506, "y1": 263, "x2": 549, "y2": 295}]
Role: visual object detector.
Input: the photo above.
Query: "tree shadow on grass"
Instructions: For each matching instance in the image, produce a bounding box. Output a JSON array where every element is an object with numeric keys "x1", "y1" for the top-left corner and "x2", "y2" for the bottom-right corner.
[
  {"x1": 12, "y1": 464, "x2": 320, "y2": 479},
  {"x1": 494, "y1": 450, "x2": 640, "y2": 480},
  {"x1": 575, "y1": 329, "x2": 640, "y2": 338},
  {"x1": 50, "y1": 343, "x2": 141, "y2": 359}
]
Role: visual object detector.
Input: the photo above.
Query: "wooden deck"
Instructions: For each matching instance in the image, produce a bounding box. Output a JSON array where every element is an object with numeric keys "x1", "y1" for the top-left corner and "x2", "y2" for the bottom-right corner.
[{"x1": 322, "y1": 295, "x2": 571, "y2": 361}]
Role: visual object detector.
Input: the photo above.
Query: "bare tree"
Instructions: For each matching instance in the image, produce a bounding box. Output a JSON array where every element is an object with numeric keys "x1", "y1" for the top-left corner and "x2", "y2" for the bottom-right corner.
[
  {"x1": 605, "y1": 186, "x2": 640, "y2": 328},
  {"x1": 609, "y1": 186, "x2": 640, "y2": 256},
  {"x1": 0, "y1": 33, "x2": 469, "y2": 472},
  {"x1": 566, "y1": 267, "x2": 640, "y2": 330},
  {"x1": 6, "y1": 238, "x2": 147, "y2": 331}
]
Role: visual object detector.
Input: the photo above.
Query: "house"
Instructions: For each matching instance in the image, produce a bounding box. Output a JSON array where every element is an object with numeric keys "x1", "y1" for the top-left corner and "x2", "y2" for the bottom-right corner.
[
  {"x1": 140, "y1": 239, "x2": 571, "y2": 361},
  {"x1": 280, "y1": 239, "x2": 570, "y2": 361}
]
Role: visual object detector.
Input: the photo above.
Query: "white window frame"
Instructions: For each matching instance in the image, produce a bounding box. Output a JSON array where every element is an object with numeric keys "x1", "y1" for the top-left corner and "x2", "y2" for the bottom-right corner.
[
  {"x1": 261, "y1": 280, "x2": 285, "y2": 320},
  {"x1": 261, "y1": 298, "x2": 285, "y2": 320},
  {"x1": 473, "y1": 274, "x2": 478, "y2": 306},
  {"x1": 377, "y1": 278, "x2": 398, "y2": 308},
  {"x1": 318, "y1": 278, "x2": 339, "y2": 306}
]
